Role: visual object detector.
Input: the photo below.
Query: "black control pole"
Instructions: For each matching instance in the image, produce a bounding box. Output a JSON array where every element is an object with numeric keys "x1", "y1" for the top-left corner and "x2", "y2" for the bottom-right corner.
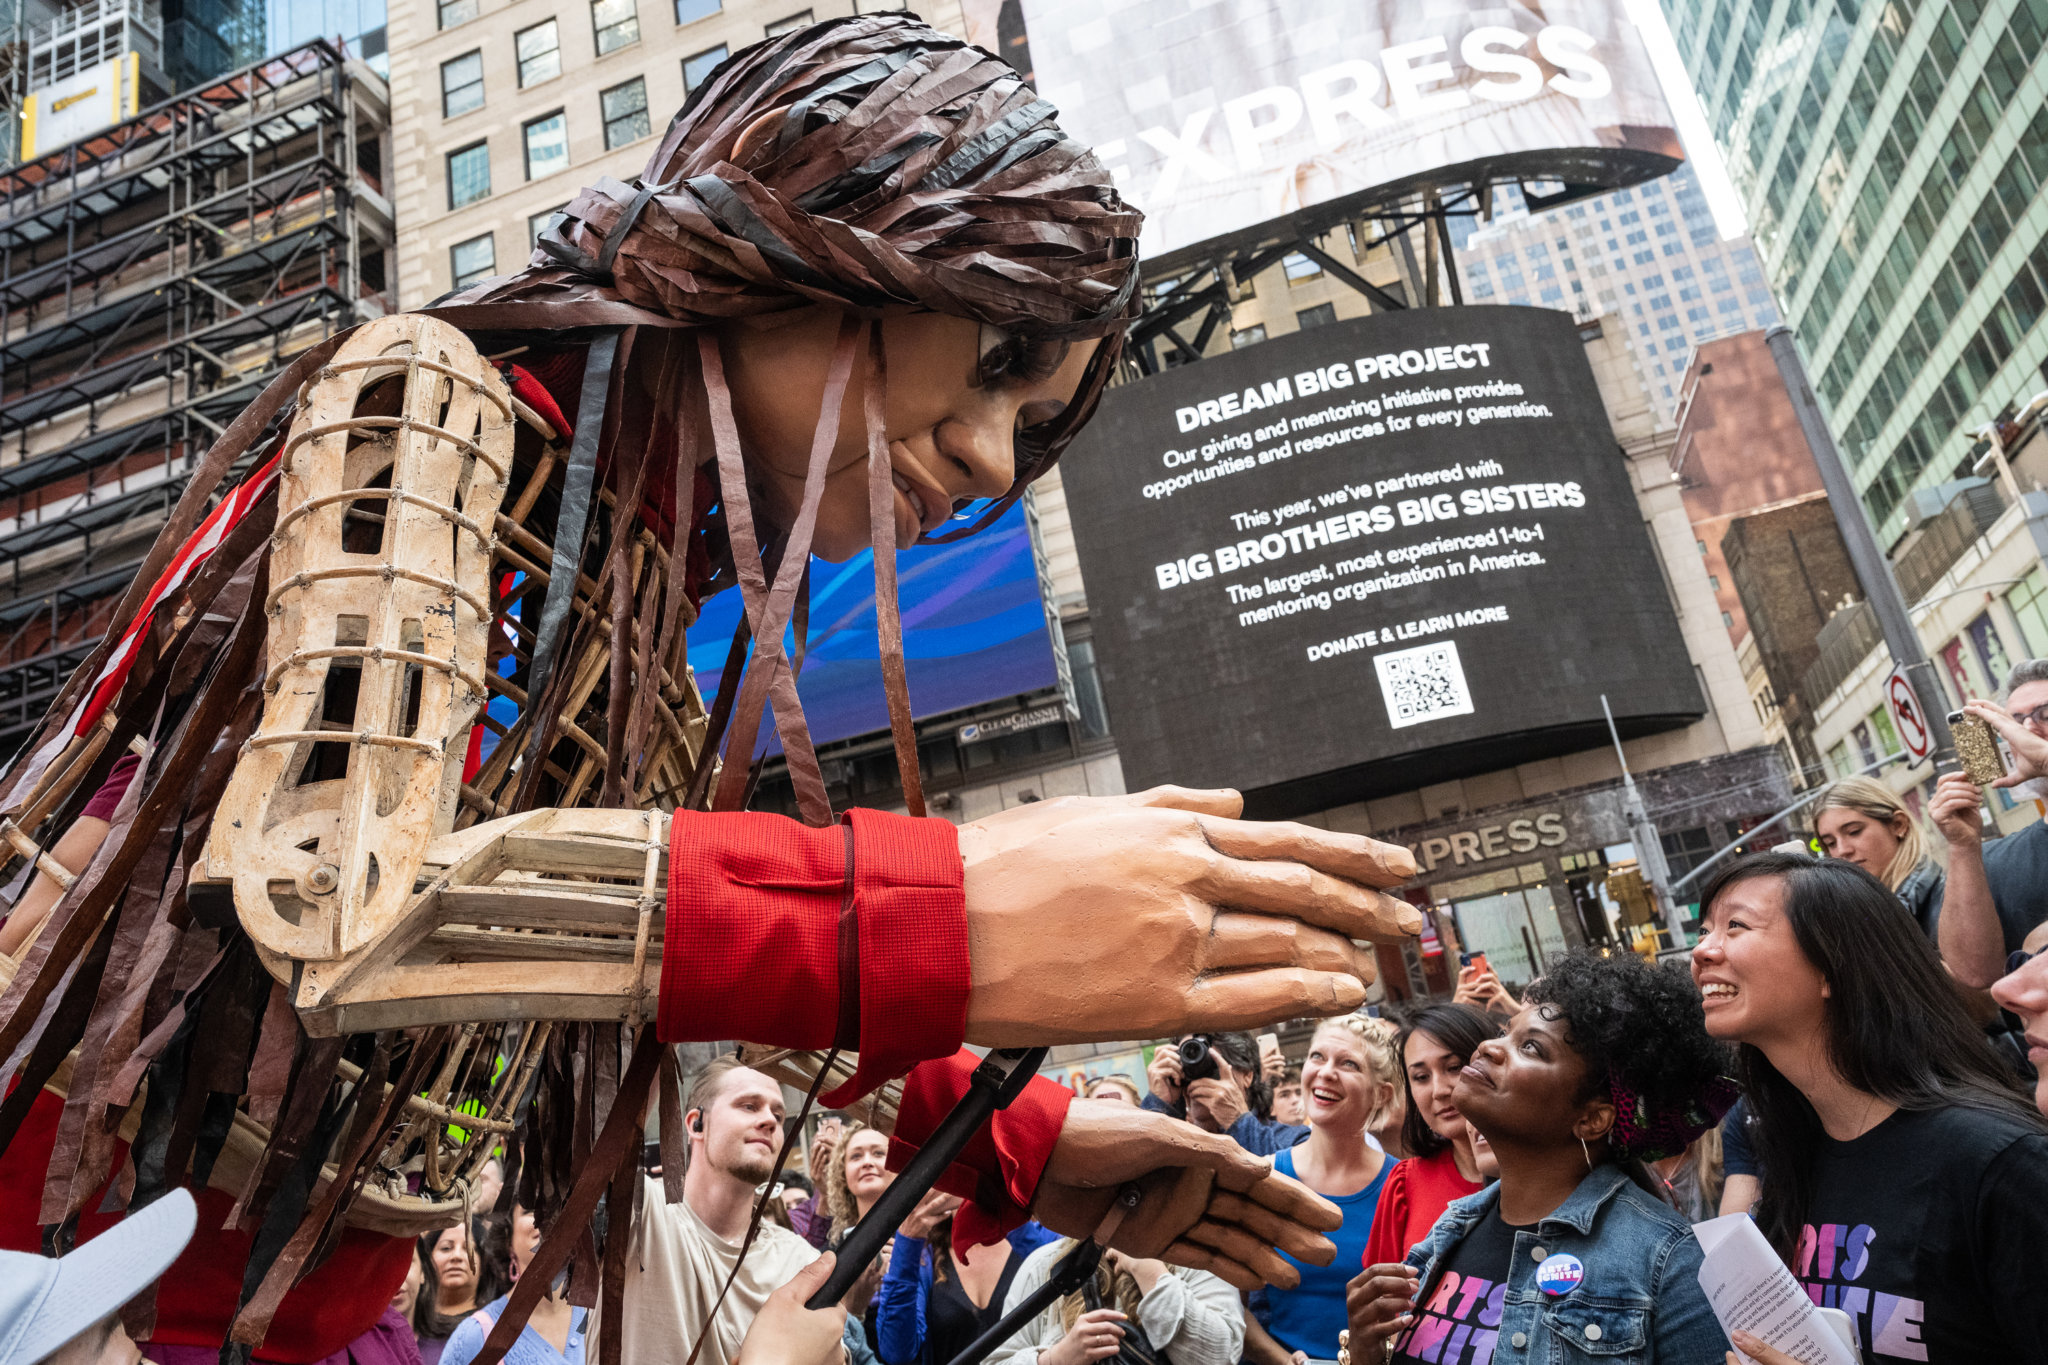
[{"x1": 806, "y1": 1046, "x2": 1048, "y2": 1308}]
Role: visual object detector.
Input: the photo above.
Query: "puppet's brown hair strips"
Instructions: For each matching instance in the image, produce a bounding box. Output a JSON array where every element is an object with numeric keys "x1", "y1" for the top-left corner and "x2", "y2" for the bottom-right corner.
[{"x1": 443, "y1": 11, "x2": 1142, "y2": 521}]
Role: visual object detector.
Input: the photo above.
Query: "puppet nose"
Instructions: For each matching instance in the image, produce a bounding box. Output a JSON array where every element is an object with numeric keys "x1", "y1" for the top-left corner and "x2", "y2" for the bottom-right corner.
[{"x1": 933, "y1": 413, "x2": 1017, "y2": 503}]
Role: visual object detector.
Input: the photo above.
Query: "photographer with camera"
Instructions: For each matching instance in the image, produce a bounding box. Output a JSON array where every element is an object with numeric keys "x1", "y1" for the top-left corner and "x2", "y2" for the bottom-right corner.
[{"x1": 1144, "y1": 1034, "x2": 1308, "y2": 1156}]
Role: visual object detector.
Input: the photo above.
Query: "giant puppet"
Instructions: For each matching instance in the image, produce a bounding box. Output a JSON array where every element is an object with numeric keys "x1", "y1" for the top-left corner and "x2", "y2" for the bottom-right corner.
[{"x1": 0, "y1": 16, "x2": 1420, "y2": 1361}]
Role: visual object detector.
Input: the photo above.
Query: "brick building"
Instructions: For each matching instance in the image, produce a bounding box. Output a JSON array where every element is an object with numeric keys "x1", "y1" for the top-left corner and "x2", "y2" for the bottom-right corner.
[{"x1": 1720, "y1": 495, "x2": 1858, "y2": 768}]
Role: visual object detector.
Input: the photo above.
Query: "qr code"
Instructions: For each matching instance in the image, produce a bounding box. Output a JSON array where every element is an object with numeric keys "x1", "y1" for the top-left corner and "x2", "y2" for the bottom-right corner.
[{"x1": 1374, "y1": 641, "x2": 1477, "y2": 730}]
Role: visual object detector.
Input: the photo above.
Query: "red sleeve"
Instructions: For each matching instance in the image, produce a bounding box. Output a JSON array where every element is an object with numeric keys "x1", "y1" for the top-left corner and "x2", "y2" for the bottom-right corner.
[
  {"x1": 887, "y1": 1049, "x2": 1071, "y2": 1250},
  {"x1": 1361, "y1": 1157, "x2": 1410, "y2": 1269},
  {"x1": 658, "y1": 806, "x2": 968, "y2": 1106}
]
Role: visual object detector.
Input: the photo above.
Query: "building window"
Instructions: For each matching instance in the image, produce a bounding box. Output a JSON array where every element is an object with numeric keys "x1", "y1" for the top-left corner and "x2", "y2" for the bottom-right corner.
[
  {"x1": 592, "y1": 0, "x2": 638, "y2": 53},
  {"x1": 447, "y1": 141, "x2": 490, "y2": 209},
  {"x1": 1282, "y1": 252, "x2": 1321, "y2": 282},
  {"x1": 1068, "y1": 639, "x2": 1112, "y2": 739},
  {"x1": 682, "y1": 44, "x2": 727, "y2": 91},
  {"x1": 2008, "y1": 566, "x2": 2048, "y2": 656},
  {"x1": 451, "y1": 233, "x2": 496, "y2": 287},
  {"x1": 601, "y1": 76, "x2": 651, "y2": 149},
  {"x1": 439, "y1": 0, "x2": 477, "y2": 27},
  {"x1": 1296, "y1": 303, "x2": 1336, "y2": 330},
  {"x1": 441, "y1": 51, "x2": 484, "y2": 117},
  {"x1": 1230, "y1": 324, "x2": 1266, "y2": 348},
  {"x1": 516, "y1": 20, "x2": 561, "y2": 86},
  {"x1": 1721, "y1": 610, "x2": 1733, "y2": 628},
  {"x1": 764, "y1": 8, "x2": 811, "y2": 34},
  {"x1": 675, "y1": 0, "x2": 719, "y2": 22},
  {"x1": 524, "y1": 111, "x2": 569, "y2": 180}
]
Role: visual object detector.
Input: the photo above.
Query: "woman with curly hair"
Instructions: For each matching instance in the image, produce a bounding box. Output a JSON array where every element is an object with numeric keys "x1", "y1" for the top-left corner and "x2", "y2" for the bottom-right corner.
[
  {"x1": 1346, "y1": 952, "x2": 1736, "y2": 1364},
  {"x1": 1692, "y1": 852, "x2": 2048, "y2": 1364}
]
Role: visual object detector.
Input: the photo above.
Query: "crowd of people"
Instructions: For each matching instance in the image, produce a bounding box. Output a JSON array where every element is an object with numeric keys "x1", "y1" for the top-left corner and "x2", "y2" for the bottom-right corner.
[{"x1": 14, "y1": 668, "x2": 2048, "y2": 1365}]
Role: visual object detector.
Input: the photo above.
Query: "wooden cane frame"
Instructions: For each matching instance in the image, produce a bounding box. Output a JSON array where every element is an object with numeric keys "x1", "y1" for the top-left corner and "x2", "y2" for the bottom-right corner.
[{"x1": 0, "y1": 316, "x2": 722, "y2": 1236}]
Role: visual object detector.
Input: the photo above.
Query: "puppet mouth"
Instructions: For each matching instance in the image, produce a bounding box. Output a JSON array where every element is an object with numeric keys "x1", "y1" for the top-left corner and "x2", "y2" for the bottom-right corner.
[
  {"x1": 889, "y1": 465, "x2": 951, "y2": 548},
  {"x1": 891, "y1": 471, "x2": 931, "y2": 527}
]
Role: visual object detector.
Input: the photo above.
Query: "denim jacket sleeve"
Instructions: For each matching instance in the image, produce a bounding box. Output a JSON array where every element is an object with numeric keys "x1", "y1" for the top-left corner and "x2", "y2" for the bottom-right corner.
[
  {"x1": 1225, "y1": 1112, "x2": 1309, "y2": 1156},
  {"x1": 874, "y1": 1233, "x2": 934, "y2": 1365},
  {"x1": 1649, "y1": 1224, "x2": 1731, "y2": 1364}
]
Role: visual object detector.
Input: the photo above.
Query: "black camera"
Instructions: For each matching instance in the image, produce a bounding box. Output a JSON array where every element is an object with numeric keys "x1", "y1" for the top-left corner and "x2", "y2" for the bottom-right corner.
[{"x1": 1177, "y1": 1034, "x2": 1223, "y2": 1083}]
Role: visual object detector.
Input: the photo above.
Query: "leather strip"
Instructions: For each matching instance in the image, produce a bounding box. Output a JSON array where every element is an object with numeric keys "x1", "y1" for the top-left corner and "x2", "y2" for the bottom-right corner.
[
  {"x1": 862, "y1": 320, "x2": 924, "y2": 816},
  {"x1": 0, "y1": 552, "x2": 267, "y2": 1071},
  {"x1": 470, "y1": 1029, "x2": 661, "y2": 1365},
  {"x1": 698, "y1": 328, "x2": 845, "y2": 820},
  {"x1": 0, "y1": 333, "x2": 350, "y2": 815},
  {"x1": 519, "y1": 329, "x2": 621, "y2": 783},
  {"x1": 835, "y1": 821, "x2": 860, "y2": 1050},
  {"x1": 681, "y1": 615, "x2": 751, "y2": 811},
  {"x1": 656, "y1": 1043, "x2": 687, "y2": 1204}
]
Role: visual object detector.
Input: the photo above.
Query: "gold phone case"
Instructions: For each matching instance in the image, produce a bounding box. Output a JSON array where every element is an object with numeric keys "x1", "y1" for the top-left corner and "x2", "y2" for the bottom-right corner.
[{"x1": 1949, "y1": 711, "x2": 2007, "y2": 785}]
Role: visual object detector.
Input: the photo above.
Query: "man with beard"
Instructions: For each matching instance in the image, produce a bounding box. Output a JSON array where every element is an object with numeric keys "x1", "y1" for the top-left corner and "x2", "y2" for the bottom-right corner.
[{"x1": 603, "y1": 1059, "x2": 821, "y2": 1365}]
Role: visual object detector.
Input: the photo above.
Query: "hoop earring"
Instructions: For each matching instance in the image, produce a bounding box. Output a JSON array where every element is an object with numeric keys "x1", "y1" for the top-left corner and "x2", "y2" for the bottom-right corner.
[{"x1": 1579, "y1": 1135, "x2": 1592, "y2": 1170}]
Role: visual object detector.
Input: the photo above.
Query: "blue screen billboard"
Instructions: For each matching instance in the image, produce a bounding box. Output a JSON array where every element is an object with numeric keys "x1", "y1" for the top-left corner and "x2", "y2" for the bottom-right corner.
[{"x1": 688, "y1": 501, "x2": 1060, "y2": 755}]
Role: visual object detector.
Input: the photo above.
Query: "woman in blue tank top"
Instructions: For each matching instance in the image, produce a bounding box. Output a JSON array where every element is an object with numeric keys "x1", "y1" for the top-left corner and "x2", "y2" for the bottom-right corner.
[{"x1": 1244, "y1": 1016, "x2": 1400, "y2": 1365}]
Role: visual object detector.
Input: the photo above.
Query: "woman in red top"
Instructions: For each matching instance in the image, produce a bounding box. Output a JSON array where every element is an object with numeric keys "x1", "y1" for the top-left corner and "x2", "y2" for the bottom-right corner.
[{"x1": 1359, "y1": 1005, "x2": 1501, "y2": 1268}]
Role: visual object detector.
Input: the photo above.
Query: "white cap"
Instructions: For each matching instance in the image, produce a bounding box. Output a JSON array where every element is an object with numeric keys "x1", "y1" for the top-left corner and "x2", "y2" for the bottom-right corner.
[{"x1": 0, "y1": 1188, "x2": 196, "y2": 1365}]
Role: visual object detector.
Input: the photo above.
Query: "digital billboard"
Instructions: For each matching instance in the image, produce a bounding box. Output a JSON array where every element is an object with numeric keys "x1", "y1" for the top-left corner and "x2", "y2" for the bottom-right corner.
[
  {"x1": 1058, "y1": 308, "x2": 1703, "y2": 815},
  {"x1": 687, "y1": 501, "x2": 1060, "y2": 755},
  {"x1": 990, "y1": 0, "x2": 1680, "y2": 263}
]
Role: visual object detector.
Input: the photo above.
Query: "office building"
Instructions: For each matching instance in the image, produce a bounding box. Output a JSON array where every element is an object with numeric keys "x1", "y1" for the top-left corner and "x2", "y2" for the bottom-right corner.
[
  {"x1": 1454, "y1": 163, "x2": 1781, "y2": 418},
  {"x1": 385, "y1": 0, "x2": 970, "y2": 309},
  {"x1": 1665, "y1": 0, "x2": 2048, "y2": 543}
]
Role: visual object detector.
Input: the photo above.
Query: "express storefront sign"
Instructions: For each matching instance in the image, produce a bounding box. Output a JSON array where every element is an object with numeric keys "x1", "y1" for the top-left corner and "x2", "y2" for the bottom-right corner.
[{"x1": 1408, "y1": 810, "x2": 1570, "y2": 874}]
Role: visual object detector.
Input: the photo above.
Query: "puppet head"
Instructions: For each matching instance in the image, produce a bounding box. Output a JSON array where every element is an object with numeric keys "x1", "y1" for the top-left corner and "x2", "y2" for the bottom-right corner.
[{"x1": 443, "y1": 12, "x2": 1143, "y2": 535}]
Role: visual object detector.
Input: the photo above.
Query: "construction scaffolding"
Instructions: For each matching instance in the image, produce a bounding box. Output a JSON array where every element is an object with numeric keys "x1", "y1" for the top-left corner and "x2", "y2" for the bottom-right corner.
[{"x1": 0, "y1": 38, "x2": 390, "y2": 758}]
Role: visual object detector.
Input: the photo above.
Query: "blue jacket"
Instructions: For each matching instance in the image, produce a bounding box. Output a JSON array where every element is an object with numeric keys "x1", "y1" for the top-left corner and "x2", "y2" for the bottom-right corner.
[
  {"x1": 1400, "y1": 1163, "x2": 1729, "y2": 1365},
  {"x1": 874, "y1": 1221, "x2": 1060, "y2": 1365},
  {"x1": 1139, "y1": 1092, "x2": 1308, "y2": 1156}
]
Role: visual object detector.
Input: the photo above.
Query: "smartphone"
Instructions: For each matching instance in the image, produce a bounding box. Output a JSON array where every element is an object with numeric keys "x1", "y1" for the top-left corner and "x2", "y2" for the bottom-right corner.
[
  {"x1": 1948, "y1": 710, "x2": 2008, "y2": 785},
  {"x1": 1460, "y1": 951, "x2": 1490, "y2": 976},
  {"x1": 1814, "y1": 1307, "x2": 1862, "y2": 1361}
]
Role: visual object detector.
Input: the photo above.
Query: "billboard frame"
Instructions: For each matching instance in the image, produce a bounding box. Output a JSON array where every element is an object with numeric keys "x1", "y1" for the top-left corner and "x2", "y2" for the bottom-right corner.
[{"x1": 1127, "y1": 147, "x2": 1679, "y2": 378}]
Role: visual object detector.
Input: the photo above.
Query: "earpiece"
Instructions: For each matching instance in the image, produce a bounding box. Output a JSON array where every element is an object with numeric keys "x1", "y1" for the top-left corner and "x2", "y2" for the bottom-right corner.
[{"x1": 690, "y1": 1114, "x2": 703, "y2": 1135}]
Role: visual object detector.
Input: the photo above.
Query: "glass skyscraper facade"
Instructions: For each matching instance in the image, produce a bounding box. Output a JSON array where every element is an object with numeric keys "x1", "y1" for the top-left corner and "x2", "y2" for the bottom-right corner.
[
  {"x1": 1455, "y1": 163, "x2": 1780, "y2": 418},
  {"x1": 1666, "y1": 0, "x2": 2048, "y2": 540}
]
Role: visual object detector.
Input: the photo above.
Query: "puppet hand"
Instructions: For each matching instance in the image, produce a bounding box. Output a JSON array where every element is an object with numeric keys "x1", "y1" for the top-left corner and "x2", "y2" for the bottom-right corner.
[
  {"x1": 959, "y1": 788, "x2": 1419, "y2": 1045},
  {"x1": 1027, "y1": 1099, "x2": 1341, "y2": 1293}
]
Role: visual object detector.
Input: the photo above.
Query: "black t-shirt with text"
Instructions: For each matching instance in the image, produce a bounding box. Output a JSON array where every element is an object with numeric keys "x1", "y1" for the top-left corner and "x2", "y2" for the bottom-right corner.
[
  {"x1": 1798, "y1": 1104, "x2": 2048, "y2": 1363},
  {"x1": 1388, "y1": 1206, "x2": 1521, "y2": 1365}
]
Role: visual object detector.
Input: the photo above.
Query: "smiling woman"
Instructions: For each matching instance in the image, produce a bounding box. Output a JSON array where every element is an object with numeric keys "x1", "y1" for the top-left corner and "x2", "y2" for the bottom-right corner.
[
  {"x1": 1692, "y1": 853, "x2": 2048, "y2": 1365},
  {"x1": 1245, "y1": 1017, "x2": 1399, "y2": 1365},
  {"x1": 1346, "y1": 952, "x2": 1735, "y2": 1365}
]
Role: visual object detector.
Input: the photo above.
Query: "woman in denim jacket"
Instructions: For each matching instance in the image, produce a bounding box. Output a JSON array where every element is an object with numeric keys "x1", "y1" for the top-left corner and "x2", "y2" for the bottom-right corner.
[{"x1": 1344, "y1": 951, "x2": 1736, "y2": 1365}]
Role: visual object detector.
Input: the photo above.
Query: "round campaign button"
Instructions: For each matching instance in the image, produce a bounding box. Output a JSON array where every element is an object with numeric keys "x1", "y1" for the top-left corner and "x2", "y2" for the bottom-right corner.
[{"x1": 1535, "y1": 1253, "x2": 1584, "y2": 1296}]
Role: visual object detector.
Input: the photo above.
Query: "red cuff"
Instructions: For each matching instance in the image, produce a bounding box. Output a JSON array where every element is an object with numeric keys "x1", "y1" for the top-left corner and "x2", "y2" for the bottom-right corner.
[
  {"x1": 888, "y1": 1049, "x2": 1071, "y2": 1249},
  {"x1": 658, "y1": 807, "x2": 968, "y2": 1105}
]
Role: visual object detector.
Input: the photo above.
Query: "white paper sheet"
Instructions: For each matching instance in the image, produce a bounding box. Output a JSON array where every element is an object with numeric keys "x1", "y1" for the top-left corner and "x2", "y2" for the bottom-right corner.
[{"x1": 1693, "y1": 1214, "x2": 1858, "y2": 1365}]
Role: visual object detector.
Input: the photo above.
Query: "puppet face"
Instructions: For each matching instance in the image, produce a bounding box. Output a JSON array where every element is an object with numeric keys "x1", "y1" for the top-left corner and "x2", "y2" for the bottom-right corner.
[{"x1": 718, "y1": 309, "x2": 1103, "y2": 560}]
